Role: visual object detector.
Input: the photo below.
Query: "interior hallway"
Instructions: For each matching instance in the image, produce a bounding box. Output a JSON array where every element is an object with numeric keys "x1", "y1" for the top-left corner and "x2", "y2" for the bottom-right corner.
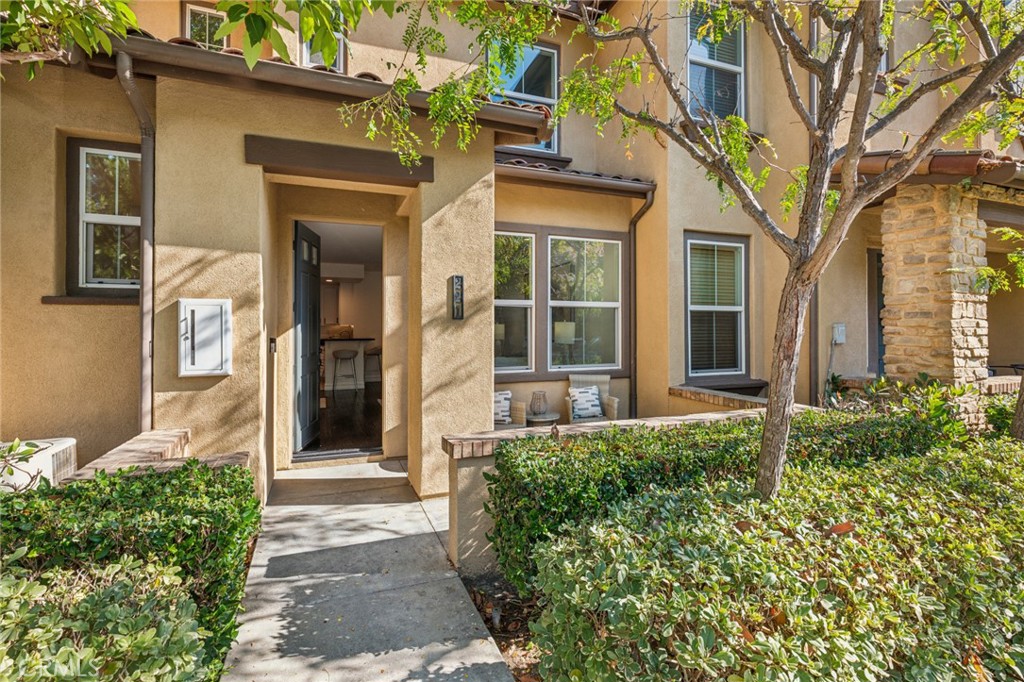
[{"x1": 223, "y1": 461, "x2": 511, "y2": 681}]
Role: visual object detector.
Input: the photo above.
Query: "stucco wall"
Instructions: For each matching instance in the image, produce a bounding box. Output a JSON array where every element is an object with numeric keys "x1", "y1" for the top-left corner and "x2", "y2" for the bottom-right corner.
[
  {"x1": 818, "y1": 214, "x2": 878, "y2": 381},
  {"x1": 0, "y1": 66, "x2": 143, "y2": 465}
]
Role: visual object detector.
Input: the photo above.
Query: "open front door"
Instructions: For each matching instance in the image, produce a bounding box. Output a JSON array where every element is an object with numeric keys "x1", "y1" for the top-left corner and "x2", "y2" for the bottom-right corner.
[{"x1": 295, "y1": 223, "x2": 321, "y2": 451}]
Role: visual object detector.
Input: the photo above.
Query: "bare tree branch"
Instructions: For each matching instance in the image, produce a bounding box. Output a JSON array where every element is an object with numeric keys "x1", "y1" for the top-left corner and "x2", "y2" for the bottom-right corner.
[{"x1": 752, "y1": 2, "x2": 817, "y2": 134}]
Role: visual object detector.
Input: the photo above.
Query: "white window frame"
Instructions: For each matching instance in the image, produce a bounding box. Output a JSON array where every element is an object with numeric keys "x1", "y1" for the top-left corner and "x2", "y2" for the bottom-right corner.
[
  {"x1": 500, "y1": 44, "x2": 559, "y2": 154},
  {"x1": 548, "y1": 235, "x2": 621, "y2": 372},
  {"x1": 186, "y1": 4, "x2": 227, "y2": 51},
  {"x1": 494, "y1": 231, "x2": 535, "y2": 373},
  {"x1": 78, "y1": 146, "x2": 142, "y2": 290},
  {"x1": 686, "y1": 15, "x2": 745, "y2": 119},
  {"x1": 686, "y1": 238, "x2": 746, "y2": 377},
  {"x1": 301, "y1": 32, "x2": 345, "y2": 71}
]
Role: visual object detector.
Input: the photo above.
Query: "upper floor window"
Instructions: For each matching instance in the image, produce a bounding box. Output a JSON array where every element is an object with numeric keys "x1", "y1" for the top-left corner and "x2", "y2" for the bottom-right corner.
[
  {"x1": 495, "y1": 233, "x2": 535, "y2": 372},
  {"x1": 687, "y1": 15, "x2": 744, "y2": 119},
  {"x1": 301, "y1": 33, "x2": 345, "y2": 71},
  {"x1": 686, "y1": 235, "x2": 747, "y2": 377},
  {"x1": 66, "y1": 139, "x2": 142, "y2": 297},
  {"x1": 186, "y1": 4, "x2": 227, "y2": 51},
  {"x1": 498, "y1": 44, "x2": 558, "y2": 153}
]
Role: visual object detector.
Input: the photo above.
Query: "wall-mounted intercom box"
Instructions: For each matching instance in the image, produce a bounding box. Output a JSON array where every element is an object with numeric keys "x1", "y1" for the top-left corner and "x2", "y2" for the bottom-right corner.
[{"x1": 178, "y1": 298, "x2": 232, "y2": 377}]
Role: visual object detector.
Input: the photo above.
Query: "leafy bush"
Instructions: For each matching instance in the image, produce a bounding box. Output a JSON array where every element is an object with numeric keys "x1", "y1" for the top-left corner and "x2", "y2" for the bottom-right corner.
[
  {"x1": 487, "y1": 410, "x2": 939, "y2": 593},
  {"x1": 831, "y1": 373, "x2": 972, "y2": 446},
  {"x1": 0, "y1": 550, "x2": 205, "y2": 681},
  {"x1": 0, "y1": 460, "x2": 260, "y2": 680},
  {"x1": 532, "y1": 439, "x2": 1024, "y2": 681},
  {"x1": 986, "y1": 394, "x2": 1016, "y2": 436}
]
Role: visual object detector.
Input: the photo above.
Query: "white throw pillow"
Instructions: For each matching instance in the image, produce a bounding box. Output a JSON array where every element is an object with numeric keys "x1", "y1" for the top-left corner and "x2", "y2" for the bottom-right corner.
[
  {"x1": 569, "y1": 385, "x2": 603, "y2": 420},
  {"x1": 493, "y1": 390, "x2": 512, "y2": 425}
]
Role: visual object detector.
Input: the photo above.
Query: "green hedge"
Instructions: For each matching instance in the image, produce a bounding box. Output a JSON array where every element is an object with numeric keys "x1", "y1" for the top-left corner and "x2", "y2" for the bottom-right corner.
[
  {"x1": 985, "y1": 394, "x2": 1017, "y2": 436},
  {"x1": 486, "y1": 410, "x2": 940, "y2": 593},
  {"x1": 0, "y1": 554, "x2": 205, "y2": 681},
  {"x1": 532, "y1": 439, "x2": 1024, "y2": 681},
  {"x1": 0, "y1": 461, "x2": 261, "y2": 680}
]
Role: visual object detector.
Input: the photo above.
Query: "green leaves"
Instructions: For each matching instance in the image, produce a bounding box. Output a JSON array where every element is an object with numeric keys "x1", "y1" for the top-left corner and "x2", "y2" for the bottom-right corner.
[
  {"x1": 0, "y1": 0, "x2": 137, "y2": 79},
  {"x1": 0, "y1": 460, "x2": 261, "y2": 681},
  {"x1": 532, "y1": 439, "x2": 1024, "y2": 681},
  {"x1": 487, "y1": 411, "x2": 940, "y2": 595}
]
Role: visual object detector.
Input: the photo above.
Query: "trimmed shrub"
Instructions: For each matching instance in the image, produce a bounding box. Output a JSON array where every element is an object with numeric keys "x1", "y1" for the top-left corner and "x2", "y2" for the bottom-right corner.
[
  {"x1": 985, "y1": 394, "x2": 1016, "y2": 436},
  {"x1": 532, "y1": 439, "x2": 1024, "y2": 681},
  {"x1": 0, "y1": 552, "x2": 205, "y2": 681},
  {"x1": 0, "y1": 460, "x2": 261, "y2": 680},
  {"x1": 487, "y1": 410, "x2": 939, "y2": 593}
]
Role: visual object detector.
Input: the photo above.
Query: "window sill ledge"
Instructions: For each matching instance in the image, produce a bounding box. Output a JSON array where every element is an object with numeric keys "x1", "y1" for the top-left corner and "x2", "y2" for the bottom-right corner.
[{"x1": 41, "y1": 295, "x2": 138, "y2": 306}]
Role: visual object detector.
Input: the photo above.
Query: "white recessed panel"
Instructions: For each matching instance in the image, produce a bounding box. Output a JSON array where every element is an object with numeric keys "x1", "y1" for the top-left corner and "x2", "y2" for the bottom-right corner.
[{"x1": 178, "y1": 298, "x2": 232, "y2": 377}]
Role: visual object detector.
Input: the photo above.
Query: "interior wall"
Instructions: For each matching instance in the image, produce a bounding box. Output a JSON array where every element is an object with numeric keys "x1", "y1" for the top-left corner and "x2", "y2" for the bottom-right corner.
[
  {"x1": 336, "y1": 271, "x2": 383, "y2": 339},
  {"x1": 320, "y1": 282, "x2": 340, "y2": 324}
]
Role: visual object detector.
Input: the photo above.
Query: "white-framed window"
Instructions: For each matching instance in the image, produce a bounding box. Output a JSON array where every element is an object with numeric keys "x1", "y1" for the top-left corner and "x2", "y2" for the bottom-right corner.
[
  {"x1": 498, "y1": 44, "x2": 559, "y2": 153},
  {"x1": 549, "y1": 236, "x2": 621, "y2": 370},
  {"x1": 301, "y1": 33, "x2": 344, "y2": 71},
  {"x1": 687, "y1": 13, "x2": 744, "y2": 119},
  {"x1": 495, "y1": 232, "x2": 535, "y2": 372},
  {"x1": 78, "y1": 146, "x2": 142, "y2": 290},
  {"x1": 186, "y1": 4, "x2": 227, "y2": 51},
  {"x1": 687, "y1": 237, "x2": 746, "y2": 376}
]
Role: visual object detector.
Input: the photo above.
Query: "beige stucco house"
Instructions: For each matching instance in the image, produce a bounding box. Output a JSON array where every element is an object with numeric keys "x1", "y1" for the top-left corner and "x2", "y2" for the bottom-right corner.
[{"x1": 2, "y1": 1, "x2": 1022, "y2": 501}]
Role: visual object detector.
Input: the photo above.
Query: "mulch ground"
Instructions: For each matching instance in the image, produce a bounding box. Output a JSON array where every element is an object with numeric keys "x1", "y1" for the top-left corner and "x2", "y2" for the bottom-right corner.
[{"x1": 462, "y1": 574, "x2": 541, "y2": 682}]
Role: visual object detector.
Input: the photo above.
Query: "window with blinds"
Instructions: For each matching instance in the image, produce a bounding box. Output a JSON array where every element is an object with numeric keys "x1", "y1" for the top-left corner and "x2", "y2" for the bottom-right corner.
[
  {"x1": 687, "y1": 14, "x2": 744, "y2": 119},
  {"x1": 688, "y1": 239, "x2": 745, "y2": 375}
]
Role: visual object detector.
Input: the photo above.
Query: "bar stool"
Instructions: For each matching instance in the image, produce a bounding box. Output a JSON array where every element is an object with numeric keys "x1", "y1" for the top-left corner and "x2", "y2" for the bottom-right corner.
[
  {"x1": 332, "y1": 349, "x2": 357, "y2": 390},
  {"x1": 365, "y1": 345, "x2": 382, "y2": 382}
]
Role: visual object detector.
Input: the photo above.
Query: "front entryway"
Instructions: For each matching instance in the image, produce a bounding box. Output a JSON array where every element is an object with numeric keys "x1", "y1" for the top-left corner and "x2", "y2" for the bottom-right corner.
[{"x1": 294, "y1": 221, "x2": 384, "y2": 460}]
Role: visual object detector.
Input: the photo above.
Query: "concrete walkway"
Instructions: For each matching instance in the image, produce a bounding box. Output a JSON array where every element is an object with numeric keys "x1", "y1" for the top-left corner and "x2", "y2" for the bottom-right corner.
[{"x1": 224, "y1": 460, "x2": 512, "y2": 682}]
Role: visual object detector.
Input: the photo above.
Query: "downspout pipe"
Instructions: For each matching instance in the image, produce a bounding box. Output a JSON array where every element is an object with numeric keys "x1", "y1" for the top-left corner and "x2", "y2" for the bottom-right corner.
[
  {"x1": 807, "y1": 19, "x2": 821, "y2": 406},
  {"x1": 628, "y1": 189, "x2": 656, "y2": 419},
  {"x1": 116, "y1": 51, "x2": 155, "y2": 432}
]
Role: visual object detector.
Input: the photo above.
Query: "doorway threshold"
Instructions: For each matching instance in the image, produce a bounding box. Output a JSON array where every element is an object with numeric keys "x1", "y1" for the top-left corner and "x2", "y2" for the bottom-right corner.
[{"x1": 290, "y1": 447, "x2": 385, "y2": 469}]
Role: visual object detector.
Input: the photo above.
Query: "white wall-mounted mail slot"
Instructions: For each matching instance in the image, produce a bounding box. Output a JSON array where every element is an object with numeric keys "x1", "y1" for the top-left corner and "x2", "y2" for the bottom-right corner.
[{"x1": 178, "y1": 298, "x2": 232, "y2": 377}]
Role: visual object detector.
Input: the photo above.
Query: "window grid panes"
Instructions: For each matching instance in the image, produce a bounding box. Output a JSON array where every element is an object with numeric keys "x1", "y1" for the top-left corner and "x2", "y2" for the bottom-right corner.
[
  {"x1": 549, "y1": 237, "x2": 621, "y2": 370},
  {"x1": 687, "y1": 14, "x2": 744, "y2": 119},
  {"x1": 302, "y1": 34, "x2": 344, "y2": 71},
  {"x1": 495, "y1": 233, "x2": 534, "y2": 372},
  {"x1": 80, "y1": 148, "x2": 142, "y2": 288},
  {"x1": 688, "y1": 240, "x2": 745, "y2": 375},
  {"x1": 498, "y1": 45, "x2": 558, "y2": 153},
  {"x1": 188, "y1": 5, "x2": 226, "y2": 51}
]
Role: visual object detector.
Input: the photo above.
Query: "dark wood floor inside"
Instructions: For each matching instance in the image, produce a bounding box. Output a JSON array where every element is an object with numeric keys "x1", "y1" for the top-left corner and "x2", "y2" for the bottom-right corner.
[{"x1": 302, "y1": 382, "x2": 382, "y2": 455}]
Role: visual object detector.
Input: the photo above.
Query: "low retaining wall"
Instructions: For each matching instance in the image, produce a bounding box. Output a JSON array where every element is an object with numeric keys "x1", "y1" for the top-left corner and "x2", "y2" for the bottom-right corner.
[
  {"x1": 61, "y1": 429, "x2": 247, "y2": 483},
  {"x1": 443, "y1": 408, "x2": 766, "y2": 577}
]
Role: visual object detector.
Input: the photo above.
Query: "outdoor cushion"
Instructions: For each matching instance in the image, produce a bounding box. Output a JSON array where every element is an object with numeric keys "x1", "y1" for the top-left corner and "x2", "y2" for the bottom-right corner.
[
  {"x1": 493, "y1": 391, "x2": 513, "y2": 425},
  {"x1": 568, "y1": 385, "x2": 603, "y2": 420}
]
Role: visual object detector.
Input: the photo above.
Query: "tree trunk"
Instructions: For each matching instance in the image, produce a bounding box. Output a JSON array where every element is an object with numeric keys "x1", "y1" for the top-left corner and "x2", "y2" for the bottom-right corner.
[
  {"x1": 755, "y1": 269, "x2": 816, "y2": 499},
  {"x1": 1012, "y1": 380, "x2": 1024, "y2": 441}
]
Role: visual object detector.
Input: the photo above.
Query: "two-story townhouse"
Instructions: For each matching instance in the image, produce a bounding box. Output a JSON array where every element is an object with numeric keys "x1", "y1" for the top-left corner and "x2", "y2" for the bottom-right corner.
[{"x1": 2, "y1": 1, "x2": 1021, "y2": 502}]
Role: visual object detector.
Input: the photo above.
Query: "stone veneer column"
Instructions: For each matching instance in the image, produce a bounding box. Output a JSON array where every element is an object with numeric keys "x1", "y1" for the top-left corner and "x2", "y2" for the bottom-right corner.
[{"x1": 880, "y1": 184, "x2": 989, "y2": 386}]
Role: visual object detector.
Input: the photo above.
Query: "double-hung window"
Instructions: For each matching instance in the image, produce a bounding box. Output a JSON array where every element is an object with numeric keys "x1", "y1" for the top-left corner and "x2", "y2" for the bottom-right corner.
[
  {"x1": 687, "y1": 14, "x2": 744, "y2": 118},
  {"x1": 494, "y1": 233, "x2": 535, "y2": 372},
  {"x1": 186, "y1": 4, "x2": 227, "y2": 51},
  {"x1": 687, "y1": 237, "x2": 746, "y2": 376},
  {"x1": 498, "y1": 44, "x2": 558, "y2": 153},
  {"x1": 301, "y1": 33, "x2": 345, "y2": 71},
  {"x1": 67, "y1": 139, "x2": 142, "y2": 296},
  {"x1": 549, "y1": 237, "x2": 621, "y2": 369}
]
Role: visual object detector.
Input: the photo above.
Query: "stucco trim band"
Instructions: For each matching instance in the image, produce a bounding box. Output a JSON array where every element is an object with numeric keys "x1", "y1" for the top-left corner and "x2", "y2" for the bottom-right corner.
[
  {"x1": 88, "y1": 36, "x2": 551, "y2": 141},
  {"x1": 244, "y1": 135, "x2": 434, "y2": 186}
]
